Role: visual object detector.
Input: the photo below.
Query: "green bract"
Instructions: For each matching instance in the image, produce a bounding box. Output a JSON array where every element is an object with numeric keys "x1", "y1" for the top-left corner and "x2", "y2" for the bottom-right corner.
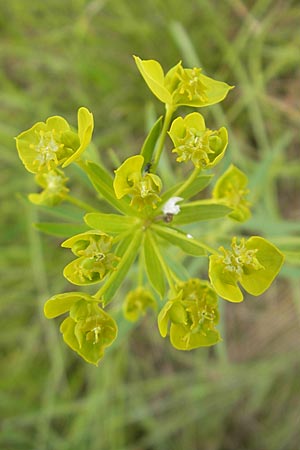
[
  {"x1": 209, "y1": 237, "x2": 285, "y2": 302},
  {"x1": 134, "y1": 56, "x2": 233, "y2": 109},
  {"x1": 15, "y1": 107, "x2": 93, "y2": 173},
  {"x1": 44, "y1": 292, "x2": 117, "y2": 365},
  {"x1": 62, "y1": 107, "x2": 94, "y2": 167},
  {"x1": 123, "y1": 287, "x2": 157, "y2": 322},
  {"x1": 29, "y1": 168, "x2": 69, "y2": 206},
  {"x1": 62, "y1": 231, "x2": 119, "y2": 285},
  {"x1": 169, "y1": 112, "x2": 228, "y2": 169},
  {"x1": 113, "y1": 155, "x2": 162, "y2": 210},
  {"x1": 212, "y1": 165, "x2": 251, "y2": 222},
  {"x1": 158, "y1": 279, "x2": 221, "y2": 350}
]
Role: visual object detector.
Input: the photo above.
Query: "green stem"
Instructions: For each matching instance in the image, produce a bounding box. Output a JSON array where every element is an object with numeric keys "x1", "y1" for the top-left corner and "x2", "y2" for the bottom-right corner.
[
  {"x1": 172, "y1": 166, "x2": 201, "y2": 198},
  {"x1": 65, "y1": 195, "x2": 97, "y2": 212},
  {"x1": 93, "y1": 230, "x2": 142, "y2": 301},
  {"x1": 152, "y1": 105, "x2": 175, "y2": 172},
  {"x1": 138, "y1": 236, "x2": 145, "y2": 287},
  {"x1": 148, "y1": 231, "x2": 176, "y2": 291}
]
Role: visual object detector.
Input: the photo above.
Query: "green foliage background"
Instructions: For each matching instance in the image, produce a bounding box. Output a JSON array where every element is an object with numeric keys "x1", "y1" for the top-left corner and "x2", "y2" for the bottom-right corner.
[{"x1": 1, "y1": 0, "x2": 300, "y2": 449}]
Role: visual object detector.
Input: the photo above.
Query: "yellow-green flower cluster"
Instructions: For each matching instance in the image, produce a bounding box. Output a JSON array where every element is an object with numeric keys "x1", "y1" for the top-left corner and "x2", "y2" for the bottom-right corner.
[
  {"x1": 15, "y1": 107, "x2": 93, "y2": 206},
  {"x1": 213, "y1": 165, "x2": 251, "y2": 222},
  {"x1": 113, "y1": 155, "x2": 162, "y2": 210},
  {"x1": 14, "y1": 55, "x2": 286, "y2": 365},
  {"x1": 62, "y1": 231, "x2": 120, "y2": 285},
  {"x1": 44, "y1": 292, "x2": 117, "y2": 365},
  {"x1": 169, "y1": 112, "x2": 228, "y2": 169},
  {"x1": 134, "y1": 56, "x2": 233, "y2": 110},
  {"x1": 158, "y1": 279, "x2": 221, "y2": 350},
  {"x1": 29, "y1": 168, "x2": 69, "y2": 206},
  {"x1": 209, "y1": 237, "x2": 284, "y2": 302}
]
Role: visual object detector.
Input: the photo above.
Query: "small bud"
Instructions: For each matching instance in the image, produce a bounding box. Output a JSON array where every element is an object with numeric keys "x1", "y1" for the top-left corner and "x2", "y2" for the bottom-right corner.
[{"x1": 123, "y1": 287, "x2": 157, "y2": 322}]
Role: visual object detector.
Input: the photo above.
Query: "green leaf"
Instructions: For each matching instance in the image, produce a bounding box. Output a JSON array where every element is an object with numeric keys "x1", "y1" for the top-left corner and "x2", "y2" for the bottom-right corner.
[
  {"x1": 161, "y1": 175, "x2": 213, "y2": 202},
  {"x1": 102, "y1": 231, "x2": 143, "y2": 305},
  {"x1": 34, "y1": 222, "x2": 89, "y2": 237},
  {"x1": 17, "y1": 194, "x2": 84, "y2": 221},
  {"x1": 173, "y1": 201, "x2": 232, "y2": 225},
  {"x1": 84, "y1": 212, "x2": 139, "y2": 233},
  {"x1": 83, "y1": 161, "x2": 133, "y2": 215},
  {"x1": 140, "y1": 116, "x2": 163, "y2": 168},
  {"x1": 153, "y1": 224, "x2": 206, "y2": 256},
  {"x1": 143, "y1": 231, "x2": 166, "y2": 298}
]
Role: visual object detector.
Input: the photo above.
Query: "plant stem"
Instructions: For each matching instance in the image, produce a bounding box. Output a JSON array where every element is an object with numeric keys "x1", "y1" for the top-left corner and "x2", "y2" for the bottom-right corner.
[
  {"x1": 148, "y1": 231, "x2": 176, "y2": 291},
  {"x1": 172, "y1": 166, "x2": 201, "y2": 198},
  {"x1": 152, "y1": 105, "x2": 175, "y2": 172},
  {"x1": 65, "y1": 195, "x2": 97, "y2": 212},
  {"x1": 93, "y1": 230, "x2": 143, "y2": 301},
  {"x1": 138, "y1": 239, "x2": 145, "y2": 287}
]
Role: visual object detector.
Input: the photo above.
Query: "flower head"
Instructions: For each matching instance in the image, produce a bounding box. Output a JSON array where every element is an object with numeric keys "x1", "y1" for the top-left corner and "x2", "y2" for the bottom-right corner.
[
  {"x1": 209, "y1": 237, "x2": 284, "y2": 302},
  {"x1": 134, "y1": 56, "x2": 233, "y2": 109},
  {"x1": 113, "y1": 155, "x2": 162, "y2": 210},
  {"x1": 62, "y1": 231, "x2": 120, "y2": 285},
  {"x1": 123, "y1": 287, "x2": 157, "y2": 322},
  {"x1": 169, "y1": 112, "x2": 228, "y2": 169},
  {"x1": 15, "y1": 107, "x2": 93, "y2": 173},
  {"x1": 212, "y1": 165, "x2": 251, "y2": 222},
  {"x1": 158, "y1": 279, "x2": 221, "y2": 350},
  {"x1": 29, "y1": 168, "x2": 69, "y2": 206},
  {"x1": 44, "y1": 292, "x2": 117, "y2": 365}
]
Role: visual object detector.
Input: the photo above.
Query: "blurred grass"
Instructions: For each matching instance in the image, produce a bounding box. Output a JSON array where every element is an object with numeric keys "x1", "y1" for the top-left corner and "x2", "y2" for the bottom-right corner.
[{"x1": 1, "y1": 0, "x2": 300, "y2": 449}]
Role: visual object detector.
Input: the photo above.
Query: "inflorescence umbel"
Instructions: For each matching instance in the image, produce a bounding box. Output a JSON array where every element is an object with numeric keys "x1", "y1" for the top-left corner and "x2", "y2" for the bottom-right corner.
[{"x1": 15, "y1": 56, "x2": 284, "y2": 365}]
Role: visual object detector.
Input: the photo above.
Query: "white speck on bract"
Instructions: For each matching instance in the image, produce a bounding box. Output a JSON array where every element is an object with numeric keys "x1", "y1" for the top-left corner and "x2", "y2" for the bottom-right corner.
[
  {"x1": 187, "y1": 234, "x2": 193, "y2": 239},
  {"x1": 162, "y1": 197, "x2": 183, "y2": 215}
]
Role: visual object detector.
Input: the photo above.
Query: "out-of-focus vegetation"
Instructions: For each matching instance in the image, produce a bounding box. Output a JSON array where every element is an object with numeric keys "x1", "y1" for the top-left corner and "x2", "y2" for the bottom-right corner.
[{"x1": 1, "y1": 0, "x2": 300, "y2": 449}]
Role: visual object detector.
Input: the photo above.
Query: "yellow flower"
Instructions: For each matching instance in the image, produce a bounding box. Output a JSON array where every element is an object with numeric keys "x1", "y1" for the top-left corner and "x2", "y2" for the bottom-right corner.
[
  {"x1": 113, "y1": 155, "x2": 162, "y2": 210},
  {"x1": 158, "y1": 279, "x2": 221, "y2": 350},
  {"x1": 62, "y1": 231, "x2": 119, "y2": 285},
  {"x1": 134, "y1": 56, "x2": 233, "y2": 109},
  {"x1": 212, "y1": 165, "x2": 251, "y2": 222},
  {"x1": 169, "y1": 112, "x2": 228, "y2": 169},
  {"x1": 44, "y1": 292, "x2": 117, "y2": 365},
  {"x1": 29, "y1": 168, "x2": 69, "y2": 206},
  {"x1": 209, "y1": 237, "x2": 284, "y2": 302},
  {"x1": 15, "y1": 107, "x2": 93, "y2": 173}
]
